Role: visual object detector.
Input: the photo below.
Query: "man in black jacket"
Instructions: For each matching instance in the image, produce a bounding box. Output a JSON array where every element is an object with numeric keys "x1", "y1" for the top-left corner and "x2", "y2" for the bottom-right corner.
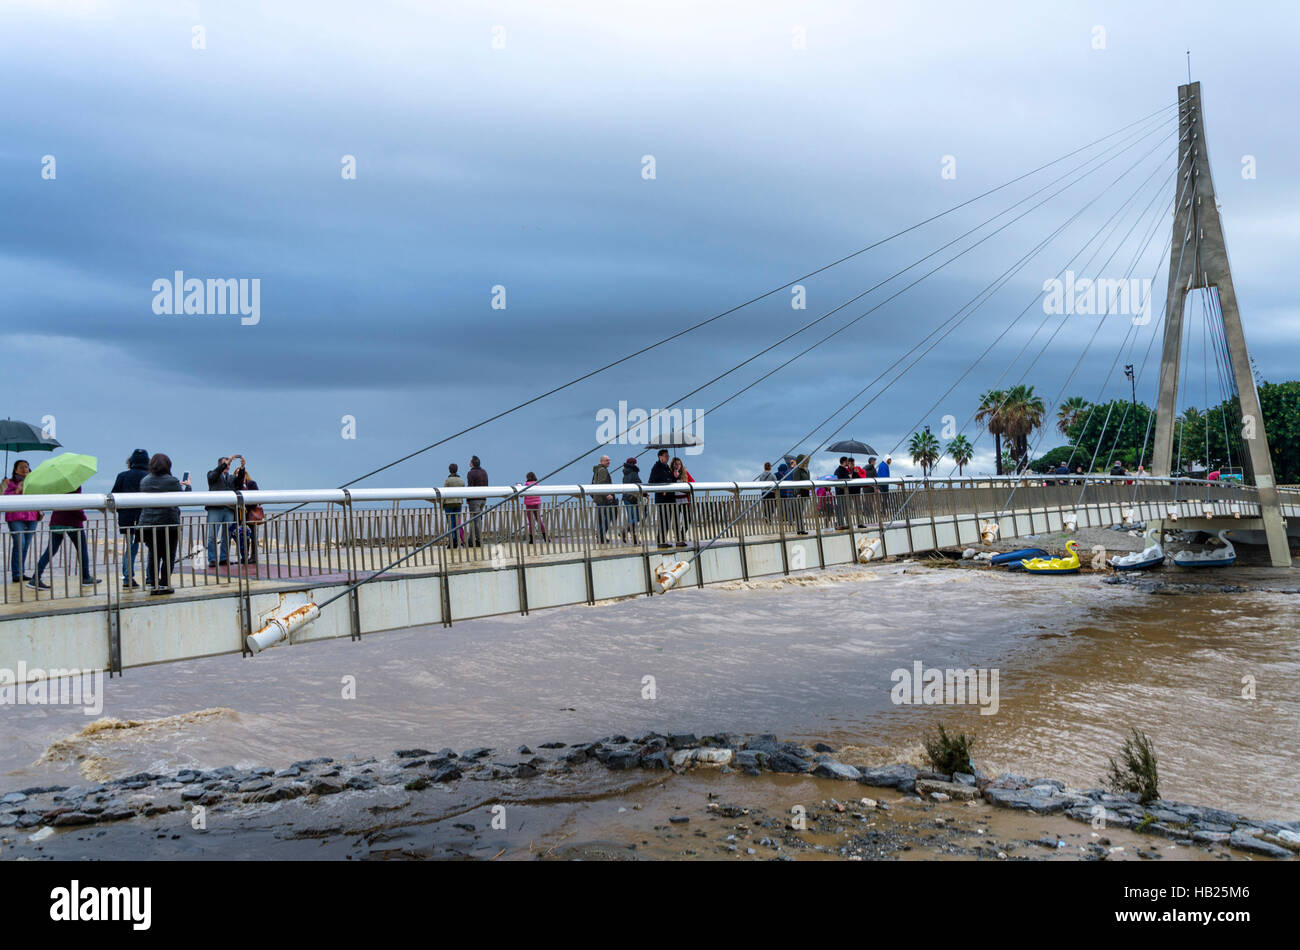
[
  {"x1": 111, "y1": 449, "x2": 152, "y2": 588},
  {"x1": 647, "y1": 449, "x2": 674, "y2": 549},
  {"x1": 206, "y1": 455, "x2": 245, "y2": 565}
]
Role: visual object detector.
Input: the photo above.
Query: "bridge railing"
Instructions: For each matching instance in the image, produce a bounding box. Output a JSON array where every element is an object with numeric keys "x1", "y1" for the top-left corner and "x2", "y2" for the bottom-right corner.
[{"x1": 0, "y1": 475, "x2": 1268, "y2": 609}]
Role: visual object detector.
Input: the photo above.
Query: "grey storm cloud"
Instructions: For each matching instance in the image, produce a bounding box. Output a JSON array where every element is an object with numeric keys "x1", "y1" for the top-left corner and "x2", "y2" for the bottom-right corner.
[{"x1": 2, "y1": 0, "x2": 1297, "y2": 492}]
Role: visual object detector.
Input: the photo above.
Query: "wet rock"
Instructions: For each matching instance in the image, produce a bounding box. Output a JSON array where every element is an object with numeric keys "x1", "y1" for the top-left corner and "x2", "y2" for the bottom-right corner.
[
  {"x1": 916, "y1": 771, "x2": 951, "y2": 783},
  {"x1": 813, "y1": 742, "x2": 836, "y2": 754},
  {"x1": 400, "y1": 760, "x2": 426, "y2": 770},
  {"x1": 1229, "y1": 831, "x2": 1291, "y2": 858},
  {"x1": 515, "y1": 762, "x2": 539, "y2": 778},
  {"x1": 345, "y1": 776, "x2": 376, "y2": 791},
  {"x1": 667, "y1": 733, "x2": 698, "y2": 750},
  {"x1": 238, "y1": 778, "x2": 273, "y2": 793},
  {"x1": 395, "y1": 748, "x2": 432, "y2": 759},
  {"x1": 668, "y1": 815, "x2": 689, "y2": 824},
  {"x1": 517, "y1": 745, "x2": 533, "y2": 756},
  {"x1": 175, "y1": 770, "x2": 199, "y2": 784},
  {"x1": 274, "y1": 766, "x2": 303, "y2": 778},
  {"x1": 180, "y1": 787, "x2": 206, "y2": 802},
  {"x1": 0, "y1": 813, "x2": 17, "y2": 828},
  {"x1": 2, "y1": 792, "x2": 28, "y2": 805},
  {"x1": 563, "y1": 746, "x2": 592, "y2": 764},
  {"x1": 916, "y1": 779, "x2": 980, "y2": 802},
  {"x1": 984, "y1": 788, "x2": 1034, "y2": 810},
  {"x1": 640, "y1": 750, "x2": 671, "y2": 770},
  {"x1": 764, "y1": 751, "x2": 813, "y2": 773},
  {"x1": 20, "y1": 785, "x2": 67, "y2": 795},
  {"x1": 989, "y1": 773, "x2": 1029, "y2": 789},
  {"x1": 405, "y1": 777, "x2": 430, "y2": 791},
  {"x1": 953, "y1": 772, "x2": 976, "y2": 787},
  {"x1": 292, "y1": 757, "x2": 333, "y2": 769},
  {"x1": 735, "y1": 750, "x2": 767, "y2": 771},
  {"x1": 309, "y1": 778, "x2": 345, "y2": 796},
  {"x1": 17, "y1": 813, "x2": 42, "y2": 828},
  {"x1": 538, "y1": 741, "x2": 566, "y2": 749},
  {"x1": 599, "y1": 748, "x2": 643, "y2": 771},
  {"x1": 858, "y1": 764, "x2": 918, "y2": 791},
  {"x1": 812, "y1": 761, "x2": 862, "y2": 782},
  {"x1": 460, "y1": 747, "x2": 492, "y2": 760},
  {"x1": 431, "y1": 766, "x2": 462, "y2": 784},
  {"x1": 1192, "y1": 830, "x2": 1230, "y2": 844},
  {"x1": 693, "y1": 748, "x2": 733, "y2": 766},
  {"x1": 113, "y1": 772, "x2": 159, "y2": 787},
  {"x1": 245, "y1": 783, "x2": 308, "y2": 803}
]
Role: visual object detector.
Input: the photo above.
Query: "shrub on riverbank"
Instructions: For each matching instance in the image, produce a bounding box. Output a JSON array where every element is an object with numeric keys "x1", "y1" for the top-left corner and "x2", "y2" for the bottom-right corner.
[
  {"x1": 923, "y1": 723, "x2": 975, "y2": 775},
  {"x1": 1105, "y1": 728, "x2": 1160, "y2": 804}
]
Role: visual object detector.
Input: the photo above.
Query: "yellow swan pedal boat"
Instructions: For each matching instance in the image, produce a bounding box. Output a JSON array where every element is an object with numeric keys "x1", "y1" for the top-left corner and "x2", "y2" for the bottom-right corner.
[{"x1": 1019, "y1": 540, "x2": 1081, "y2": 574}]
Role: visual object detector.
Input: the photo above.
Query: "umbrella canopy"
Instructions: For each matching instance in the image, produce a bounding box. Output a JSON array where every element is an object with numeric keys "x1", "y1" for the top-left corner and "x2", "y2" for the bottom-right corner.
[
  {"x1": 647, "y1": 431, "x2": 703, "y2": 450},
  {"x1": 0, "y1": 419, "x2": 62, "y2": 454},
  {"x1": 826, "y1": 439, "x2": 877, "y2": 456},
  {"x1": 22, "y1": 453, "x2": 98, "y2": 495}
]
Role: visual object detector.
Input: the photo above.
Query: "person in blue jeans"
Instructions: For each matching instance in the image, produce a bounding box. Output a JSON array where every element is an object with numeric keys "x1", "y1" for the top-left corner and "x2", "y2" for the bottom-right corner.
[
  {"x1": 110, "y1": 449, "x2": 152, "y2": 587},
  {"x1": 31, "y1": 487, "x2": 99, "y2": 588},
  {"x1": 3, "y1": 460, "x2": 39, "y2": 582},
  {"x1": 206, "y1": 455, "x2": 245, "y2": 565}
]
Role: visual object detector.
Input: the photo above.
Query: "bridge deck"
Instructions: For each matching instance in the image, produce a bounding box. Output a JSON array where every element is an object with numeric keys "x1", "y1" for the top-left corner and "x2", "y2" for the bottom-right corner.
[{"x1": 1, "y1": 477, "x2": 1292, "y2": 683}]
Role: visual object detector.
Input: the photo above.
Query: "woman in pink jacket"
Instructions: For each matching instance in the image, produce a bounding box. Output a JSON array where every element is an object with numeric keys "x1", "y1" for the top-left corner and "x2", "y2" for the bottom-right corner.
[
  {"x1": 3, "y1": 460, "x2": 40, "y2": 583},
  {"x1": 522, "y1": 472, "x2": 547, "y2": 543}
]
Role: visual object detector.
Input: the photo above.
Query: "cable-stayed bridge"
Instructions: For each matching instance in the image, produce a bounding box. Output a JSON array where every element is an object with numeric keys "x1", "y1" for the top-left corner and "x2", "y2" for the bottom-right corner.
[{"x1": 1, "y1": 83, "x2": 1293, "y2": 684}]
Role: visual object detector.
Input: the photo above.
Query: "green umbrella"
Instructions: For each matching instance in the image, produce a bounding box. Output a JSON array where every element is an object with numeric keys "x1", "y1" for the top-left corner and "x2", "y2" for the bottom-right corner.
[{"x1": 22, "y1": 453, "x2": 98, "y2": 495}]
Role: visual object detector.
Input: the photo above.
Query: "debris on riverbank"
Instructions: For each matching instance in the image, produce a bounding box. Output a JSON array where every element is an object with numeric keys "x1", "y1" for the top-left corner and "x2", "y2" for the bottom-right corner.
[{"x1": 3, "y1": 731, "x2": 1294, "y2": 861}]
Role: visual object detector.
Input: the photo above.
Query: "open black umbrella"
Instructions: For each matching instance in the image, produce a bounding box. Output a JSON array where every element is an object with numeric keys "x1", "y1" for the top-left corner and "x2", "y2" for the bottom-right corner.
[
  {"x1": 648, "y1": 430, "x2": 703, "y2": 450},
  {"x1": 826, "y1": 439, "x2": 876, "y2": 456},
  {"x1": 1, "y1": 418, "x2": 61, "y2": 474}
]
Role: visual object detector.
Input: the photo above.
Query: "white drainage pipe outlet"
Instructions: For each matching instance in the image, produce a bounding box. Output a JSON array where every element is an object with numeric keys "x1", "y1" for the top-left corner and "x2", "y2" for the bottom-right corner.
[
  {"x1": 247, "y1": 602, "x2": 321, "y2": 654},
  {"x1": 857, "y1": 537, "x2": 882, "y2": 562},
  {"x1": 655, "y1": 561, "x2": 689, "y2": 593}
]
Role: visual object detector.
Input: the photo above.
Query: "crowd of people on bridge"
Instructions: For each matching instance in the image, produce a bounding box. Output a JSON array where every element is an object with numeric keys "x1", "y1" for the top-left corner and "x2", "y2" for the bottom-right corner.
[{"x1": 4, "y1": 450, "x2": 263, "y2": 597}]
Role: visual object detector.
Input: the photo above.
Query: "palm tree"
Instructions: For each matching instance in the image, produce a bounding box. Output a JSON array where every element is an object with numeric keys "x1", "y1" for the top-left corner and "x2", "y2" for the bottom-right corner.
[
  {"x1": 1057, "y1": 396, "x2": 1090, "y2": 436},
  {"x1": 1000, "y1": 384, "x2": 1046, "y2": 472},
  {"x1": 908, "y1": 430, "x2": 942, "y2": 476},
  {"x1": 947, "y1": 434, "x2": 973, "y2": 475},
  {"x1": 975, "y1": 389, "x2": 1008, "y2": 475}
]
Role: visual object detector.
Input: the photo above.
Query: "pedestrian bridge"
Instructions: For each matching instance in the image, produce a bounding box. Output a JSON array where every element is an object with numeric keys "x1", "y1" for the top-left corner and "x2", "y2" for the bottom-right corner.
[{"x1": 1, "y1": 476, "x2": 1294, "y2": 684}]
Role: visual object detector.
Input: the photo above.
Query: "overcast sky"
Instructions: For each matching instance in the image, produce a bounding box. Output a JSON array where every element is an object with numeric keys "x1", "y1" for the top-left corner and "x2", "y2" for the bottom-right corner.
[{"x1": 3, "y1": 0, "x2": 1297, "y2": 492}]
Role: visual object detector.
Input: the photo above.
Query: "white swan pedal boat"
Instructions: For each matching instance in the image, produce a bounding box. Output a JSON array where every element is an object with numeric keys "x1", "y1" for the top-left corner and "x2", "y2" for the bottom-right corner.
[{"x1": 1171, "y1": 530, "x2": 1235, "y2": 568}]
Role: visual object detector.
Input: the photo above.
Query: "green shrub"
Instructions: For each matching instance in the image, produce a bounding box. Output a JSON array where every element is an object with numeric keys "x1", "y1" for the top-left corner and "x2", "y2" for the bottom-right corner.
[
  {"x1": 1105, "y1": 728, "x2": 1159, "y2": 804},
  {"x1": 923, "y1": 723, "x2": 975, "y2": 775}
]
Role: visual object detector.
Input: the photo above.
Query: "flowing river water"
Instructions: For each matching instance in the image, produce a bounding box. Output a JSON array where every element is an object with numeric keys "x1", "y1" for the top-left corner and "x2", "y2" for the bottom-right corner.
[{"x1": 4, "y1": 559, "x2": 1297, "y2": 837}]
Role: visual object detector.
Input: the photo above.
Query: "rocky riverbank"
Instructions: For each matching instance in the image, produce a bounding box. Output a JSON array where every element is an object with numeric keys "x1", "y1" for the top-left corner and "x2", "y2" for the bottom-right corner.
[{"x1": 3, "y1": 730, "x2": 1295, "y2": 861}]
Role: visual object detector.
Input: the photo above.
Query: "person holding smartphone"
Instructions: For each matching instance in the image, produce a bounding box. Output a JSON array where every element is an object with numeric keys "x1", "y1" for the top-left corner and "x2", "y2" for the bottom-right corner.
[{"x1": 205, "y1": 454, "x2": 245, "y2": 566}]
